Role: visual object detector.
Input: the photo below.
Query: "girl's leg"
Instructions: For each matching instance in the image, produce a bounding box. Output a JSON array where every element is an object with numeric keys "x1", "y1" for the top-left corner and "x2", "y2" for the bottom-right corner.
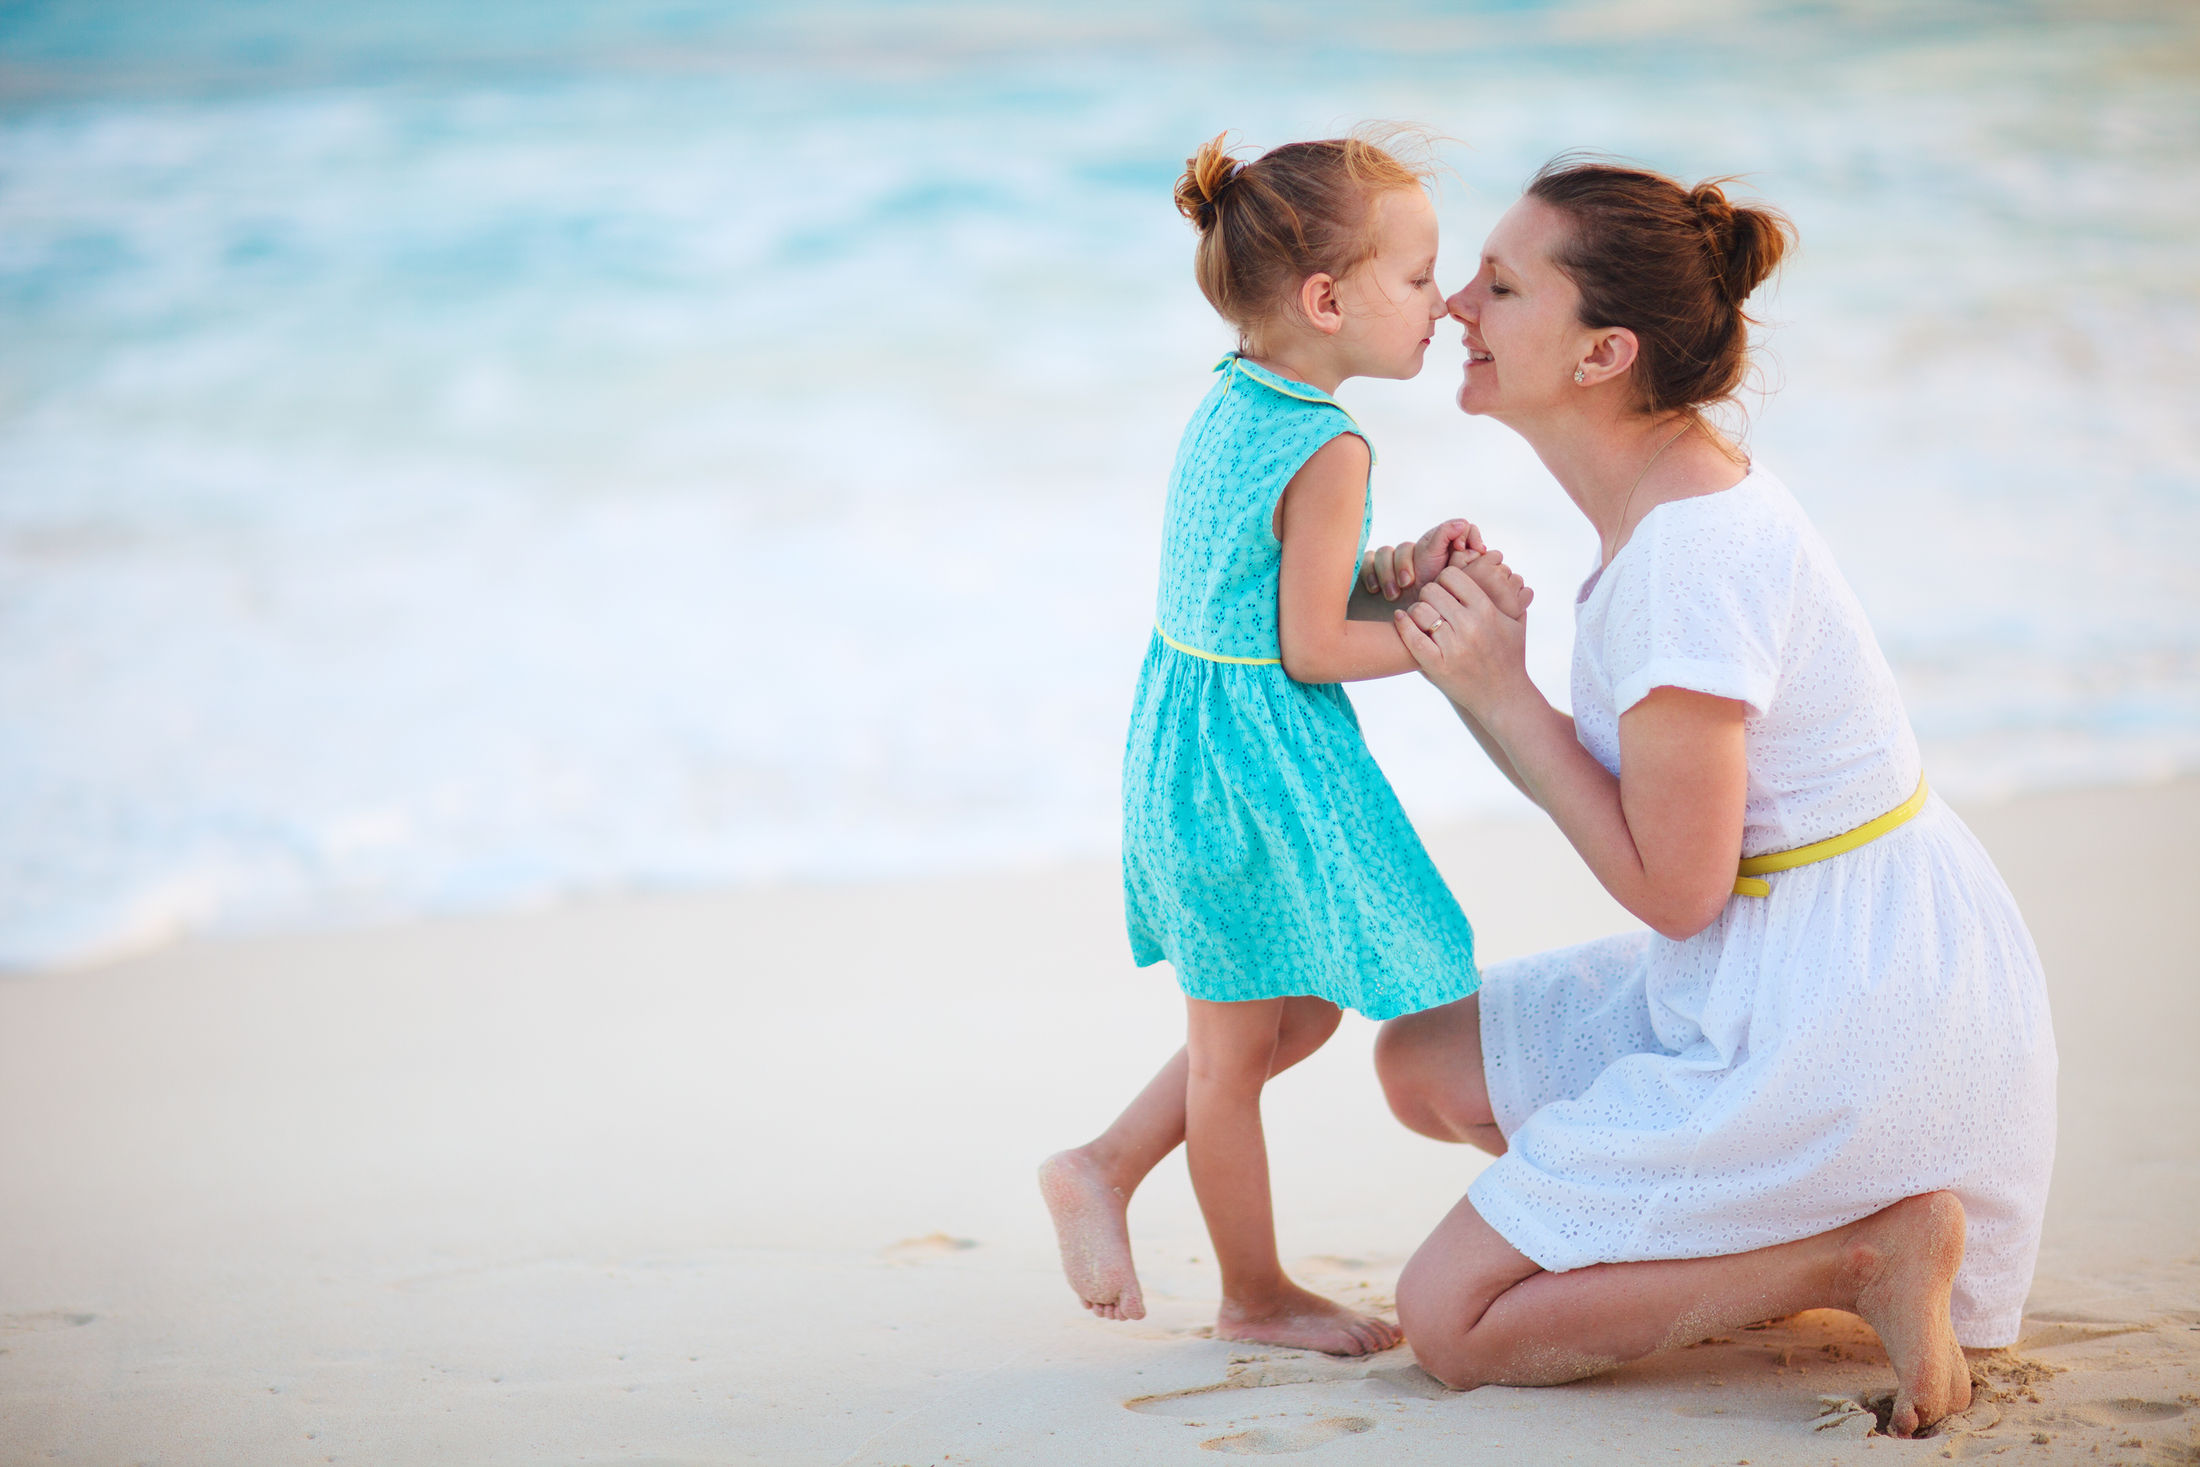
[
  {"x1": 1186, "y1": 996, "x2": 1399, "y2": 1356},
  {"x1": 1042, "y1": 997, "x2": 1340, "y2": 1319},
  {"x1": 1396, "y1": 1191, "x2": 1973, "y2": 1438}
]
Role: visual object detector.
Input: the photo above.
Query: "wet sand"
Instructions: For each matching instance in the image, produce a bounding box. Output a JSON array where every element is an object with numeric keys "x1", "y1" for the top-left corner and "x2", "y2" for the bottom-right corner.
[{"x1": 1, "y1": 780, "x2": 2194, "y2": 1464}]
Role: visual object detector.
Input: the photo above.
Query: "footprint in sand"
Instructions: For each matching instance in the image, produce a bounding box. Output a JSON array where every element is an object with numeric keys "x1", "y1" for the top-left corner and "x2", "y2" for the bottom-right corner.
[
  {"x1": 0, "y1": 1311, "x2": 96, "y2": 1334},
  {"x1": 1200, "y1": 1416, "x2": 1376, "y2": 1454},
  {"x1": 2069, "y1": 1398, "x2": 2190, "y2": 1426},
  {"x1": 1127, "y1": 1350, "x2": 1391, "y2": 1416},
  {"x1": 881, "y1": 1233, "x2": 978, "y2": 1263},
  {"x1": 2017, "y1": 1320, "x2": 2150, "y2": 1350}
]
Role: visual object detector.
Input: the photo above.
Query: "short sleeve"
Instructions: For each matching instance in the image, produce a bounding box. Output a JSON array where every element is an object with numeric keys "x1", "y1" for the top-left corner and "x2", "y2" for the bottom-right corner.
[{"x1": 1599, "y1": 503, "x2": 1792, "y2": 718}]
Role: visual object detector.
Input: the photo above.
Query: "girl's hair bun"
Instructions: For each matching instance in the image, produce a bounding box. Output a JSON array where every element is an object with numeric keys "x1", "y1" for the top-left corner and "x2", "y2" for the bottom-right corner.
[
  {"x1": 1174, "y1": 133, "x2": 1241, "y2": 232},
  {"x1": 1686, "y1": 178, "x2": 1791, "y2": 305},
  {"x1": 1175, "y1": 126, "x2": 1433, "y2": 340}
]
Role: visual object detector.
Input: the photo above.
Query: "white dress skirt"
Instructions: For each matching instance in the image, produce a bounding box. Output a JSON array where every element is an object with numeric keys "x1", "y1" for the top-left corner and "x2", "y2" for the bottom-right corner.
[{"x1": 1467, "y1": 469, "x2": 2057, "y2": 1349}]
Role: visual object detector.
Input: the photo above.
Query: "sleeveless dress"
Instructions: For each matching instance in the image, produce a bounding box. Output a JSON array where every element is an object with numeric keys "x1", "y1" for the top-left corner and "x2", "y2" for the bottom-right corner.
[
  {"x1": 1467, "y1": 468, "x2": 2057, "y2": 1348},
  {"x1": 1120, "y1": 355, "x2": 1480, "y2": 1021}
]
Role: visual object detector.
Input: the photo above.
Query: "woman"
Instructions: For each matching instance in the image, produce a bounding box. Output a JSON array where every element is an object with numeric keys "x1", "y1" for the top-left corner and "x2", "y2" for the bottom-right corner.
[{"x1": 1359, "y1": 159, "x2": 2056, "y2": 1436}]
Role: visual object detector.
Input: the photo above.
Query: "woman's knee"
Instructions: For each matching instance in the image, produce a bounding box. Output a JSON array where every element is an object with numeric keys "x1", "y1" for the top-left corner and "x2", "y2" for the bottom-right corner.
[
  {"x1": 1374, "y1": 1000, "x2": 1492, "y2": 1142},
  {"x1": 1394, "y1": 1220, "x2": 1536, "y2": 1389},
  {"x1": 1395, "y1": 1249, "x2": 1485, "y2": 1388}
]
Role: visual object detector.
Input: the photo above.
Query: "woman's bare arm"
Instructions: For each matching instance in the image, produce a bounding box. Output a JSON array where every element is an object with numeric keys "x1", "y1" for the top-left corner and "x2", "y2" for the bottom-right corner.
[
  {"x1": 1353, "y1": 535, "x2": 1537, "y2": 795},
  {"x1": 1446, "y1": 699, "x2": 1536, "y2": 803},
  {"x1": 1398, "y1": 565, "x2": 1746, "y2": 939}
]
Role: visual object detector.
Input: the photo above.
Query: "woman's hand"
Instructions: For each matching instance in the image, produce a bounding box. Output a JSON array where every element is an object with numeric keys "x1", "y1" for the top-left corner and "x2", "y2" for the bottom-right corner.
[
  {"x1": 1358, "y1": 518, "x2": 1486, "y2": 602},
  {"x1": 1393, "y1": 560, "x2": 1534, "y2": 718},
  {"x1": 1400, "y1": 562, "x2": 1744, "y2": 939}
]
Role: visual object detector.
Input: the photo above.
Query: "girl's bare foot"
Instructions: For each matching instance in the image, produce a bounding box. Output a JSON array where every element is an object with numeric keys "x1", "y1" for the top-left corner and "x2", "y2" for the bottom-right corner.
[
  {"x1": 1845, "y1": 1191, "x2": 1972, "y2": 1437},
  {"x1": 1217, "y1": 1282, "x2": 1401, "y2": 1356},
  {"x1": 1039, "y1": 1149, "x2": 1145, "y2": 1320}
]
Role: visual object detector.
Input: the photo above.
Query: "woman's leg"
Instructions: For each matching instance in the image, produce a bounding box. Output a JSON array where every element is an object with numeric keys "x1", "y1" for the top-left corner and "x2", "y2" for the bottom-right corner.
[
  {"x1": 1185, "y1": 995, "x2": 1398, "y2": 1355},
  {"x1": 1396, "y1": 1191, "x2": 1973, "y2": 1438},
  {"x1": 1374, "y1": 995, "x2": 1505, "y2": 1154},
  {"x1": 1042, "y1": 995, "x2": 1341, "y2": 1319}
]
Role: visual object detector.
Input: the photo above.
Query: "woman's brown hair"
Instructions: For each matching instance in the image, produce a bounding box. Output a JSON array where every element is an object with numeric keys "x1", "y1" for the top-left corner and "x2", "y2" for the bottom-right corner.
[
  {"x1": 1525, "y1": 156, "x2": 1795, "y2": 417},
  {"x1": 1174, "y1": 131, "x2": 1432, "y2": 341}
]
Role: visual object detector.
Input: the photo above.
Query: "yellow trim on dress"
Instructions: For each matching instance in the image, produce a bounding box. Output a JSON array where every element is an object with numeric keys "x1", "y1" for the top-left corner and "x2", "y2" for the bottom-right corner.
[
  {"x1": 1732, "y1": 775, "x2": 1930, "y2": 897},
  {"x1": 1155, "y1": 625, "x2": 1282, "y2": 667}
]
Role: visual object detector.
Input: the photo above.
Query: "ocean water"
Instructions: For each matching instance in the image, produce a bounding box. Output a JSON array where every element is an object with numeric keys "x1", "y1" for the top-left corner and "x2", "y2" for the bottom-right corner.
[{"x1": 4, "y1": 1, "x2": 2197, "y2": 968}]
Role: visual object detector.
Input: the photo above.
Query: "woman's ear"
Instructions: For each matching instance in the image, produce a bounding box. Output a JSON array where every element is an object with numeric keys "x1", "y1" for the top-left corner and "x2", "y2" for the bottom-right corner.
[
  {"x1": 1298, "y1": 272, "x2": 1345, "y2": 336},
  {"x1": 1576, "y1": 327, "x2": 1639, "y2": 386}
]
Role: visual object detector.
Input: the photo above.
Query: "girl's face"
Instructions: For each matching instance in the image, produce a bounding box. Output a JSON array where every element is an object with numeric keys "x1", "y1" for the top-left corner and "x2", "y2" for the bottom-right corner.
[
  {"x1": 1333, "y1": 188, "x2": 1447, "y2": 380},
  {"x1": 1446, "y1": 196, "x2": 1596, "y2": 421}
]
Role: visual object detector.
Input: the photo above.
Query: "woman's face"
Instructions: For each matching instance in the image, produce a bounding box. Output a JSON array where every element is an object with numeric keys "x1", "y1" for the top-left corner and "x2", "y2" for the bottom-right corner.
[{"x1": 1446, "y1": 196, "x2": 1594, "y2": 421}]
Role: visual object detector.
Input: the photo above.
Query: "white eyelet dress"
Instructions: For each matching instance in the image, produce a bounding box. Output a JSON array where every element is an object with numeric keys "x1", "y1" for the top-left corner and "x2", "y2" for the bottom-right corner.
[{"x1": 1467, "y1": 468, "x2": 2057, "y2": 1348}]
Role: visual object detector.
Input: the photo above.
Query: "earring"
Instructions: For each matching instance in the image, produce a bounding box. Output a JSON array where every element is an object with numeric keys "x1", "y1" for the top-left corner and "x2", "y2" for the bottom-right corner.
[{"x1": 1574, "y1": 368, "x2": 1587, "y2": 384}]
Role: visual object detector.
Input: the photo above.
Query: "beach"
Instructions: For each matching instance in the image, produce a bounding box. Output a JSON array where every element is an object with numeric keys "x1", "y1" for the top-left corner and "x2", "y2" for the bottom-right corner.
[
  {"x1": 5, "y1": 4, "x2": 2196, "y2": 1460},
  {"x1": 3, "y1": 777, "x2": 2193, "y2": 1465}
]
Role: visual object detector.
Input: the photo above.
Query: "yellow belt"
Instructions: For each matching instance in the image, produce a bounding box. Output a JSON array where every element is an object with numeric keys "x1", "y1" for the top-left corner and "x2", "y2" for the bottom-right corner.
[
  {"x1": 1155, "y1": 625, "x2": 1281, "y2": 667},
  {"x1": 1733, "y1": 775, "x2": 1930, "y2": 897}
]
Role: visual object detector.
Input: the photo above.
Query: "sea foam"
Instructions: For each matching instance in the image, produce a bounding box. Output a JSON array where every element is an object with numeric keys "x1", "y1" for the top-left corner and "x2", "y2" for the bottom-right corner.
[{"x1": 4, "y1": 2, "x2": 2196, "y2": 967}]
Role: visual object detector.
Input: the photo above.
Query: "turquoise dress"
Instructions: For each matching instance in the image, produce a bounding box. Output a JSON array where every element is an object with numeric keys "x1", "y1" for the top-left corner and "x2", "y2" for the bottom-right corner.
[{"x1": 1121, "y1": 356, "x2": 1481, "y2": 1021}]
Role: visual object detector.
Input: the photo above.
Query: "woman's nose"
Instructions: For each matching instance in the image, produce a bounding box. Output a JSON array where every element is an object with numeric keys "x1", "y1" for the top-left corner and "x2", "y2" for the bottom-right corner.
[{"x1": 1445, "y1": 285, "x2": 1474, "y2": 323}]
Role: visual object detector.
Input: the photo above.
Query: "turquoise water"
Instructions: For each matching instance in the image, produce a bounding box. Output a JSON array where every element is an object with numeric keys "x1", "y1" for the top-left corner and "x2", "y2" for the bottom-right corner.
[{"x1": 4, "y1": 2, "x2": 2197, "y2": 966}]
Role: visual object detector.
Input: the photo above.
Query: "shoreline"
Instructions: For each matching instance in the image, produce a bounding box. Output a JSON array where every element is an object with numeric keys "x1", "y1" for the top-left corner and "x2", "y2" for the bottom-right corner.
[
  {"x1": 1, "y1": 778, "x2": 2194, "y2": 1464},
  {"x1": 21, "y1": 766, "x2": 2200, "y2": 986}
]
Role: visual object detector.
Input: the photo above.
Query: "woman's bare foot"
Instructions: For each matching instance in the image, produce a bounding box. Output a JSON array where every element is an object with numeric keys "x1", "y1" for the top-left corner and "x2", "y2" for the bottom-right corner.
[
  {"x1": 1039, "y1": 1149, "x2": 1145, "y2": 1320},
  {"x1": 1845, "y1": 1192, "x2": 1972, "y2": 1437},
  {"x1": 1217, "y1": 1281, "x2": 1402, "y2": 1357}
]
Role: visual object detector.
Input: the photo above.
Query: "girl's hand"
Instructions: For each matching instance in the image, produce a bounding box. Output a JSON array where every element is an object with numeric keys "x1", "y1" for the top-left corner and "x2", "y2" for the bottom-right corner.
[
  {"x1": 1394, "y1": 561, "x2": 1533, "y2": 717},
  {"x1": 1449, "y1": 545, "x2": 1535, "y2": 620},
  {"x1": 1358, "y1": 518, "x2": 1487, "y2": 602}
]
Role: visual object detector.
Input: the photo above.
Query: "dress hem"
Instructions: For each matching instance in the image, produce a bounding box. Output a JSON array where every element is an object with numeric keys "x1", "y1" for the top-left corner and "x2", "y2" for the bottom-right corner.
[{"x1": 1133, "y1": 946, "x2": 1481, "y2": 1023}]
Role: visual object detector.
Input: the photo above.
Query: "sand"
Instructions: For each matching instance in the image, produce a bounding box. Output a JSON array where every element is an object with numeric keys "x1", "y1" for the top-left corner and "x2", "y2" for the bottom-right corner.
[{"x1": 1, "y1": 780, "x2": 2194, "y2": 1465}]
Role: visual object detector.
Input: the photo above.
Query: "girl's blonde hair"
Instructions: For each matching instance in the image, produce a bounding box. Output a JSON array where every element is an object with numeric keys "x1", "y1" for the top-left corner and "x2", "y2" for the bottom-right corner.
[{"x1": 1174, "y1": 130, "x2": 1435, "y2": 339}]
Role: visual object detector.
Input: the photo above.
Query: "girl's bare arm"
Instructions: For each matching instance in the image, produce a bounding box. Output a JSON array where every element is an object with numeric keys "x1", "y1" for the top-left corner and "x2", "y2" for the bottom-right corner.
[{"x1": 1275, "y1": 435, "x2": 1420, "y2": 684}]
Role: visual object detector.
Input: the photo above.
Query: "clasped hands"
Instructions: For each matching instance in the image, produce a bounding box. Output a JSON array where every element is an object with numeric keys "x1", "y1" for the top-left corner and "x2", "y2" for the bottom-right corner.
[{"x1": 1356, "y1": 518, "x2": 1535, "y2": 713}]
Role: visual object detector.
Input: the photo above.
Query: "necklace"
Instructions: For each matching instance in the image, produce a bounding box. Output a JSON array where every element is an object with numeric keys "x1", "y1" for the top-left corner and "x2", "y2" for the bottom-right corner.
[{"x1": 1612, "y1": 418, "x2": 1697, "y2": 554}]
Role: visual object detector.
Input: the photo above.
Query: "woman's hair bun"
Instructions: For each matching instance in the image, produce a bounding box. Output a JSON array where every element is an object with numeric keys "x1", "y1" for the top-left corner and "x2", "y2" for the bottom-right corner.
[
  {"x1": 1686, "y1": 178, "x2": 1791, "y2": 305},
  {"x1": 1526, "y1": 155, "x2": 1797, "y2": 416},
  {"x1": 1174, "y1": 133, "x2": 1241, "y2": 231}
]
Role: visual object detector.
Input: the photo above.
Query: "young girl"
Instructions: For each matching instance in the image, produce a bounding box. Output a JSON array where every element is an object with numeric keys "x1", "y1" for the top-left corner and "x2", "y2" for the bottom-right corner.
[{"x1": 1040, "y1": 132, "x2": 1531, "y2": 1356}]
